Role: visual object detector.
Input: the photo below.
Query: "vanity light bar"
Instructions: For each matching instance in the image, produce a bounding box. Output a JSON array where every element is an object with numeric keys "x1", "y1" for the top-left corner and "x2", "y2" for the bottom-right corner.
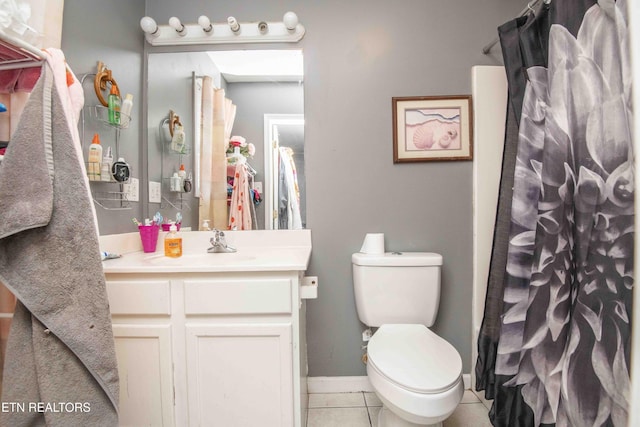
[{"x1": 140, "y1": 12, "x2": 305, "y2": 46}]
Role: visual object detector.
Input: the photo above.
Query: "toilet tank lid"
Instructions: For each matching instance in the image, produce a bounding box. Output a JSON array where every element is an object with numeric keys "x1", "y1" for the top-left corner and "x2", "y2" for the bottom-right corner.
[{"x1": 352, "y1": 252, "x2": 442, "y2": 267}]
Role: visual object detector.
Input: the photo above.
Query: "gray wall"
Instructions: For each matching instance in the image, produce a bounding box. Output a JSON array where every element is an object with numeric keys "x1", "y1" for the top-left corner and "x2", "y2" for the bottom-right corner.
[
  {"x1": 147, "y1": 51, "x2": 221, "y2": 229},
  {"x1": 63, "y1": 0, "x2": 525, "y2": 376},
  {"x1": 227, "y1": 82, "x2": 304, "y2": 229},
  {"x1": 61, "y1": 0, "x2": 145, "y2": 236}
]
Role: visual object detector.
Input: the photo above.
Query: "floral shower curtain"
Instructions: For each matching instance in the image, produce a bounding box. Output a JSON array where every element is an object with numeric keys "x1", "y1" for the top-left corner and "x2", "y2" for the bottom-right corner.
[{"x1": 475, "y1": 1, "x2": 633, "y2": 426}]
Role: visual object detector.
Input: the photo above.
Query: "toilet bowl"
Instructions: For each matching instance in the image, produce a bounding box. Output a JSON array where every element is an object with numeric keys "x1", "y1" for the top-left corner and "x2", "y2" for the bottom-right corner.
[
  {"x1": 366, "y1": 324, "x2": 463, "y2": 427},
  {"x1": 351, "y1": 249, "x2": 464, "y2": 426}
]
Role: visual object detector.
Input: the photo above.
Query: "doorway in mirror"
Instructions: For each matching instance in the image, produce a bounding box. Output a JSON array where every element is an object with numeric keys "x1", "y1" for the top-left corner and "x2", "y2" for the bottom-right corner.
[{"x1": 264, "y1": 114, "x2": 305, "y2": 230}]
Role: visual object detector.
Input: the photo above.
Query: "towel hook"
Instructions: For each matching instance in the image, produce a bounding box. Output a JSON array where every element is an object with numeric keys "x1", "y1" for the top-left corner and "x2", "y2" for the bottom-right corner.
[
  {"x1": 94, "y1": 61, "x2": 119, "y2": 107},
  {"x1": 169, "y1": 110, "x2": 182, "y2": 137}
]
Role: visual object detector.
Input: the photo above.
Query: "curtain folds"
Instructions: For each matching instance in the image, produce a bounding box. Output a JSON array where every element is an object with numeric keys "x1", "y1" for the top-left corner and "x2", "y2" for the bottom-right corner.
[
  {"x1": 475, "y1": 1, "x2": 633, "y2": 426},
  {"x1": 198, "y1": 78, "x2": 235, "y2": 230}
]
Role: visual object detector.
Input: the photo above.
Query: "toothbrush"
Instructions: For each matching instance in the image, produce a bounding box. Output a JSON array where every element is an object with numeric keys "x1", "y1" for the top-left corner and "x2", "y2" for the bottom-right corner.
[
  {"x1": 132, "y1": 218, "x2": 142, "y2": 226},
  {"x1": 176, "y1": 212, "x2": 182, "y2": 225},
  {"x1": 153, "y1": 212, "x2": 163, "y2": 226}
]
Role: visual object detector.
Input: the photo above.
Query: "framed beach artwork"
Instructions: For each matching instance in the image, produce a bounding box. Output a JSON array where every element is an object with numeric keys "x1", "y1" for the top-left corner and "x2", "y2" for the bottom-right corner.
[{"x1": 392, "y1": 95, "x2": 473, "y2": 163}]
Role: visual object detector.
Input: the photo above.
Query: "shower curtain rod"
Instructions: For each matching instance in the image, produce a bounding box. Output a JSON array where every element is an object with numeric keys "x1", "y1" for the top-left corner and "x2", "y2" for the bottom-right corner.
[{"x1": 481, "y1": 0, "x2": 552, "y2": 54}]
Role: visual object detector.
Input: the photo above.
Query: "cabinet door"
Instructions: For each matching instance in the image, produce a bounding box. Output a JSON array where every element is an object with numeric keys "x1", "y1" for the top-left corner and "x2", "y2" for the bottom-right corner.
[
  {"x1": 113, "y1": 324, "x2": 174, "y2": 426},
  {"x1": 185, "y1": 323, "x2": 293, "y2": 427}
]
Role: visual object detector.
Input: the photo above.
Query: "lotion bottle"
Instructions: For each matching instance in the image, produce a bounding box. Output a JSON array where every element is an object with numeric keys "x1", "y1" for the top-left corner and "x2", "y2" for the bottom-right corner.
[
  {"x1": 121, "y1": 93, "x2": 133, "y2": 124},
  {"x1": 164, "y1": 224, "x2": 182, "y2": 258},
  {"x1": 178, "y1": 164, "x2": 187, "y2": 185},
  {"x1": 87, "y1": 133, "x2": 103, "y2": 181}
]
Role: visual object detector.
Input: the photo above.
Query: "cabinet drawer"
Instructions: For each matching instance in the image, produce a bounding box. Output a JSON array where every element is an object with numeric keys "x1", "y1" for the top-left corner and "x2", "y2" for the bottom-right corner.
[
  {"x1": 106, "y1": 280, "x2": 172, "y2": 315},
  {"x1": 184, "y1": 278, "x2": 292, "y2": 315}
]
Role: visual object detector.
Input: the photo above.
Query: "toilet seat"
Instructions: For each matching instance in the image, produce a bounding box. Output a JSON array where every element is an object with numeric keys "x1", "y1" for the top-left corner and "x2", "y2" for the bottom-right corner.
[{"x1": 367, "y1": 324, "x2": 462, "y2": 394}]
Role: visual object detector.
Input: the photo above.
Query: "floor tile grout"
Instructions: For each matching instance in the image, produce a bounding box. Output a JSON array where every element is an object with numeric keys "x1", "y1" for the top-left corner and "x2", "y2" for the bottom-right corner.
[{"x1": 307, "y1": 391, "x2": 491, "y2": 427}]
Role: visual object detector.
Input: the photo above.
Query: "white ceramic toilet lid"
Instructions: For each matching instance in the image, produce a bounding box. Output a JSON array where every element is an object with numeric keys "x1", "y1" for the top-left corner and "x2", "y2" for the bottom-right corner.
[{"x1": 367, "y1": 324, "x2": 462, "y2": 394}]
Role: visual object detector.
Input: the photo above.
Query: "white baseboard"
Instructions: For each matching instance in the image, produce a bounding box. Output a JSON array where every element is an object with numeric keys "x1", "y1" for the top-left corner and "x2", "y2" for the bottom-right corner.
[
  {"x1": 307, "y1": 374, "x2": 472, "y2": 394},
  {"x1": 463, "y1": 374, "x2": 471, "y2": 389}
]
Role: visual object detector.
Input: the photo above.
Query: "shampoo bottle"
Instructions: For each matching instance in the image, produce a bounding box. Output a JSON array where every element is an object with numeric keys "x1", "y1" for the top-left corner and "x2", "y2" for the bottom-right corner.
[
  {"x1": 164, "y1": 224, "x2": 182, "y2": 258},
  {"x1": 87, "y1": 133, "x2": 103, "y2": 181},
  {"x1": 121, "y1": 93, "x2": 133, "y2": 124},
  {"x1": 107, "y1": 85, "x2": 121, "y2": 125}
]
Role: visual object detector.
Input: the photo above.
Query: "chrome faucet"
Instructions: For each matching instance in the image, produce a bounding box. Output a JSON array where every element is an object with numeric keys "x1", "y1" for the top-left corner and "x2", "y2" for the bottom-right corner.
[{"x1": 207, "y1": 229, "x2": 237, "y2": 253}]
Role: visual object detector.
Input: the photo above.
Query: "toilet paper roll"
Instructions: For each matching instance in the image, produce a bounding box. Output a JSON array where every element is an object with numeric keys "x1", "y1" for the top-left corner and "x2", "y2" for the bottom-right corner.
[{"x1": 360, "y1": 233, "x2": 385, "y2": 254}]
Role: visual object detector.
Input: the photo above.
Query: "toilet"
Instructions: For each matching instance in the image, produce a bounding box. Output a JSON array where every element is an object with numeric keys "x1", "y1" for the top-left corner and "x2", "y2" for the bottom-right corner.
[{"x1": 352, "y1": 251, "x2": 463, "y2": 427}]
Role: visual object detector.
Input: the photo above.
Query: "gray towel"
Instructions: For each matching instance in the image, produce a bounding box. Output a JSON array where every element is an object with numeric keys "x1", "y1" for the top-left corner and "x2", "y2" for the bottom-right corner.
[{"x1": 0, "y1": 64, "x2": 119, "y2": 426}]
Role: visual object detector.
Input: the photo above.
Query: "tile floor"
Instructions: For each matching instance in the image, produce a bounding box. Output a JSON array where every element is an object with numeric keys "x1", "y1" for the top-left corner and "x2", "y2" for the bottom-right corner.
[{"x1": 307, "y1": 390, "x2": 492, "y2": 427}]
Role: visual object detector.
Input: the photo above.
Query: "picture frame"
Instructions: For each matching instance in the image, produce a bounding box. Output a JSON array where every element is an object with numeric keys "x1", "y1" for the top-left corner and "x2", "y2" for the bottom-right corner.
[{"x1": 392, "y1": 95, "x2": 473, "y2": 163}]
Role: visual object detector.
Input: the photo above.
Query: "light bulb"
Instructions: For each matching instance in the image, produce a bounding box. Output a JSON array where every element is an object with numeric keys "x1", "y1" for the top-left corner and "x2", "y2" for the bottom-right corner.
[
  {"x1": 228, "y1": 16, "x2": 240, "y2": 33},
  {"x1": 283, "y1": 11, "x2": 298, "y2": 31},
  {"x1": 198, "y1": 15, "x2": 212, "y2": 33},
  {"x1": 169, "y1": 16, "x2": 187, "y2": 36},
  {"x1": 140, "y1": 16, "x2": 158, "y2": 35}
]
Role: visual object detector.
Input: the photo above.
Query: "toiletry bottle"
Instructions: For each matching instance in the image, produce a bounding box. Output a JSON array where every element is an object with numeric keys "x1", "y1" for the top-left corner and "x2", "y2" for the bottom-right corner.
[
  {"x1": 164, "y1": 224, "x2": 182, "y2": 258},
  {"x1": 171, "y1": 172, "x2": 181, "y2": 192},
  {"x1": 178, "y1": 164, "x2": 187, "y2": 186},
  {"x1": 100, "y1": 146, "x2": 113, "y2": 182},
  {"x1": 87, "y1": 133, "x2": 103, "y2": 181},
  {"x1": 120, "y1": 93, "x2": 133, "y2": 124},
  {"x1": 171, "y1": 124, "x2": 185, "y2": 153},
  {"x1": 107, "y1": 85, "x2": 121, "y2": 125}
]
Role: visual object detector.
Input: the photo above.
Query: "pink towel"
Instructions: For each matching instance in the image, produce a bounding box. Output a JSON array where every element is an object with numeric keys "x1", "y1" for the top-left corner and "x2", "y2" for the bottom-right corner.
[{"x1": 228, "y1": 163, "x2": 252, "y2": 230}]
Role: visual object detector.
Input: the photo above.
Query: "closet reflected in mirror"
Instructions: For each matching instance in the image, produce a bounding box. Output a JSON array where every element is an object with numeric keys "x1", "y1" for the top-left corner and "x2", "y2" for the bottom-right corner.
[{"x1": 147, "y1": 49, "x2": 304, "y2": 231}]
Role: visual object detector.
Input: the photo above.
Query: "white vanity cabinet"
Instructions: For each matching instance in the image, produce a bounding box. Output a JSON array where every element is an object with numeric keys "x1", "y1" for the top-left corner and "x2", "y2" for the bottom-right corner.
[
  {"x1": 106, "y1": 278, "x2": 175, "y2": 426},
  {"x1": 105, "y1": 269, "x2": 310, "y2": 427}
]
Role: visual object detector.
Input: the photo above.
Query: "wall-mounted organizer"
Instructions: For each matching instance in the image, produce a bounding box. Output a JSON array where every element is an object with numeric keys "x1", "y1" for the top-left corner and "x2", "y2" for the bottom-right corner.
[
  {"x1": 161, "y1": 110, "x2": 192, "y2": 211},
  {"x1": 80, "y1": 71, "x2": 133, "y2": 210}
]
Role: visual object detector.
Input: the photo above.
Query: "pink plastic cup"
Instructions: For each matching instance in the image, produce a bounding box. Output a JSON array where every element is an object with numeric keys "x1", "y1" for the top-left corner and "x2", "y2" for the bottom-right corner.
[{"x1": 138, "y1": 225, "x2": 160, "y2": 253}]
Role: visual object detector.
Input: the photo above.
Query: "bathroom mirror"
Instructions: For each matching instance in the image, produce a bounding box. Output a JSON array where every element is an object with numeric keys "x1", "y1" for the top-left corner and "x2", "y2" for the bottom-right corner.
[{"x1": 147, "y1": 49, "x2": 304, "y2": 230}]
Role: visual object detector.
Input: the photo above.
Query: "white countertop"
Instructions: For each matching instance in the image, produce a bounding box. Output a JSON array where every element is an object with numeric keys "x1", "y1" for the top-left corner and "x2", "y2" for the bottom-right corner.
[{"x1": 100, "y1": 229, "x2": 312, "y2": 274}]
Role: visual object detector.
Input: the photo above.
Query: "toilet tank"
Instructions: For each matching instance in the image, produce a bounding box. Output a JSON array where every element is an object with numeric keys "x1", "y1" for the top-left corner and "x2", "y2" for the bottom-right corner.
[{"x1": 352, "y1": 252, "x2": 443, "y2": 327}]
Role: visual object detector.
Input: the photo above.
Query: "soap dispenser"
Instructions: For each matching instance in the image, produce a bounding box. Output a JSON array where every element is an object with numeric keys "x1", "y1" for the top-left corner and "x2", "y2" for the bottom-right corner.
[{"x1": 164, "y1": 224, "x2": 182, "y2": 258}]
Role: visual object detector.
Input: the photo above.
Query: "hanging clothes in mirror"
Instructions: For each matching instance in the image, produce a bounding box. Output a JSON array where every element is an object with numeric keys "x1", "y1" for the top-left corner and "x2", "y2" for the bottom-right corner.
[{"x1": 278, "y1": 146, "x2": 302, "y2": 230}]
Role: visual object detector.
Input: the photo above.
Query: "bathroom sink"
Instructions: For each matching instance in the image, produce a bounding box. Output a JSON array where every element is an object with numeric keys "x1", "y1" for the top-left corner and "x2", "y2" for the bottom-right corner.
[
  {"x1": 99, "y1": 230, "x2": 311, "y2": 274},
  {"x1": 143, "y1": 252, "x2": 257, "y2": 266}
]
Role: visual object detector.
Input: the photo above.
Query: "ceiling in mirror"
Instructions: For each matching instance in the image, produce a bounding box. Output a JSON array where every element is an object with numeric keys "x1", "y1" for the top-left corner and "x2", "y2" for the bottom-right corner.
[{"x1": 206, "y1": 50, "x2": 303, "y2": 82}]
